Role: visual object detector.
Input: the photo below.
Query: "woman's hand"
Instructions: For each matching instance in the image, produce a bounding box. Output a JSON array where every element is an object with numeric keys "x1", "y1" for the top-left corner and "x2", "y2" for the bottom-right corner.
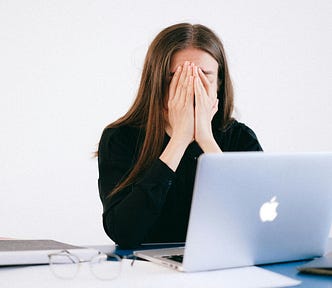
[
  {"x1": 167, "y1": 61, "x2": 195, "y2": 146},
  {"x1": 194, "y1": 66, "x2": 221, "y2": 152},
  {"x1": 160, "y1": 62, "x2": 195, "y2": 171}
]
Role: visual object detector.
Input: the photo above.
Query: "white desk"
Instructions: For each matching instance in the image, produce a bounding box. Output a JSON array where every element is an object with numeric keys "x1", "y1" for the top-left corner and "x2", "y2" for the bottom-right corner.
[
  {"x1": 1, "y1": 239, "x2": 331, "y2": 288},
  {"x1": 0, "y1": 258, "x2": 299, "y2": 288}
]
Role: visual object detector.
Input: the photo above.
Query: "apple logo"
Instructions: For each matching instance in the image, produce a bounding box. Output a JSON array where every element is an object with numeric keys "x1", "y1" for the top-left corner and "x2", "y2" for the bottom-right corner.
[{"x1": 259, "y1": 196, "x2": 279, "y2": 222}]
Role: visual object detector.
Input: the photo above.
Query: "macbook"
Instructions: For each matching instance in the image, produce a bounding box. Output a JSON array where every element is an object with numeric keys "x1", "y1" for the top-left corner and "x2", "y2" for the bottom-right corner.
[{"x1": 134, "y1": 152, "x2": 332, "y2": 272}]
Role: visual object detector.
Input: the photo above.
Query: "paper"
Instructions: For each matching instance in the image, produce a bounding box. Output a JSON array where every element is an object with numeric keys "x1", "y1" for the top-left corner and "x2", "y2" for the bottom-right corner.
[
  {"x1": 0, "y1": 259, "x2": 301, "y2": 288},
  {"x1": 122, "y1": 260, "x2": 301, "y2": 288}
]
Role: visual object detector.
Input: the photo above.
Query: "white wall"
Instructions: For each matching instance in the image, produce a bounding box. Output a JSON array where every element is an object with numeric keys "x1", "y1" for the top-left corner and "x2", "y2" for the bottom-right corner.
[{"x1": 0, "y1": 0, "x2": 331, "y2": 246}]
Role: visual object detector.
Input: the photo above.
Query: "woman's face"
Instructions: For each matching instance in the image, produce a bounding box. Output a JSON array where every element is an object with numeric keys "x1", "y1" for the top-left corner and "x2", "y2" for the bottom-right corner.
[{"x1": 169, "y1": 47, "x2": 219, "y2": 93}]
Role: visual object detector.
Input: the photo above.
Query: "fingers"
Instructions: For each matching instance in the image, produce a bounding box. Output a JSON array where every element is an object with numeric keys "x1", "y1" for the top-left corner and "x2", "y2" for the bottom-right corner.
[
  {"x1": 194, "y1": 71, "x2": 201, "y2": 102},
  {"x1": 170, "y1": 62, "x2": 213, "y2": 108},
  {"x1": 176, "y1": 61, "x2": 190, "y2": 91},
  {"x1": 168, "y1": 65, "x2": 182, "y2": 100},
  {"x1": 169, "y1": 61, "x2": 188, "y2": 102},
  {"x1": 186, "y1": 75, "x2": 194, "y2": 106},
  {"x1": 194, "y1": 66, "x2": 204, "y2": 102},
  {"x1": 179, "y1": 64, "x2": 194, "y2": 105},
  {"x1": 194, "y1": 65, "x2": 218, "y2": 118},
  {"x1": 198, "y1": 68, "x2": 219, "y2": 102},
  {"x1": 197, "y1": 68, "x2": 210, "y2": 94},
  {"x1": 175, "y1": 62, "x2": 194, "y2": 105}
]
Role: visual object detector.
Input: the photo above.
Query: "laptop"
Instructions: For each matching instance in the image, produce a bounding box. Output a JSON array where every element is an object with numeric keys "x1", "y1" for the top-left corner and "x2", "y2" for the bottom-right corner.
[{"x1": 134, "y1": 152, "x2": 332, "y2": 272}]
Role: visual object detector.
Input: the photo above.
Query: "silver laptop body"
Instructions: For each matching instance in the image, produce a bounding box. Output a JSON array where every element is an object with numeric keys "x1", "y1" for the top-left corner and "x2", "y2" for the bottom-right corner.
[{"x1": 134, "y1": 152, "x2": 332, "y2": 272}]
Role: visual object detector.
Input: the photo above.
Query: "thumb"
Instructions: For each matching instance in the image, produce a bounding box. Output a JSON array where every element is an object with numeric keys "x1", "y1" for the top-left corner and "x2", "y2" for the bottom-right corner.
[{"x1": 212, "y1": 99, "x2": 219, "y2": 116}]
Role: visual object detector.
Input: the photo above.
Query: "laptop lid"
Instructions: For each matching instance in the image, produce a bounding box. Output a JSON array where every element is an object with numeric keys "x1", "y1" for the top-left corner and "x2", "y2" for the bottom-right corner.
[{"x1": 183, "y1": 152, "x2": 332, "y2": 272}]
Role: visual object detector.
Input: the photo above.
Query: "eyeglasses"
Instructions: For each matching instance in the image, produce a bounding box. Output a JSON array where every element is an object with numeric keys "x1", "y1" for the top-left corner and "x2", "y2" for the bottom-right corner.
[{"x1": 48, "y1": 250, "x2": 122, "y2": 281}]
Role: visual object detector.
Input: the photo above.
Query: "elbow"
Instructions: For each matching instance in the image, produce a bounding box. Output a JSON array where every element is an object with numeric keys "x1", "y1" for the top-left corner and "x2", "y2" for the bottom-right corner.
[
  {"x1": 103, "y1": 211, "x2": 143, "y2": 249},
  {"x1": 115, "y1": 238, "x2": 142, "y2": 250}
]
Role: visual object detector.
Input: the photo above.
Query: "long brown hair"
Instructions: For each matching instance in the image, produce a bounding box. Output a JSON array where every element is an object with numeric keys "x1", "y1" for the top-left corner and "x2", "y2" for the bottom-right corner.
[{"x1": 100, "y1": 23, "x2": 234, "y2": 197}]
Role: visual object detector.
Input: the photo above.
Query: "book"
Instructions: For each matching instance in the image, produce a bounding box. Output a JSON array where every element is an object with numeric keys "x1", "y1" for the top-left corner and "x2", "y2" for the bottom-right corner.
[
  {"x1": 297, "y1": 252, "x2": 332, "y2": 276},
  {"x1": 0, "y1": 239, "x2": 99, "y2": 266}
]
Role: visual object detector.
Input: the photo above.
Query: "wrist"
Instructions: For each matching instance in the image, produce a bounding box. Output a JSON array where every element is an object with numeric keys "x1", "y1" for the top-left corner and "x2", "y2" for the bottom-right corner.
[
  {"x1": 159, "y1": 136, "x2": 190, "y2": 172},
  {"x1": 197, "y1": 136, "x2": 222, "y2": 153},
  {"x1": 172, "y1": 133, "x2": 193, "y2": 147}
]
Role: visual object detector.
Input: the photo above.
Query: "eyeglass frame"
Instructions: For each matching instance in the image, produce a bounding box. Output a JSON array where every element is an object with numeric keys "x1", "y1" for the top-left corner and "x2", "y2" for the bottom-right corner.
[{"x1": 48, "y1": 249, "x2": 123, "y2": 281}]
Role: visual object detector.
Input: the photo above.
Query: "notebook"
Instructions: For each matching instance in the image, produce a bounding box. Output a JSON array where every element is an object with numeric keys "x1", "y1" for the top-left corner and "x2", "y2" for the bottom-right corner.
[
  {"x1": 0, "y1": 239, "x2": 99, "y2": 266},
  {"x1": 134, "y1": 152, "x2": 332, "y2": 272}
]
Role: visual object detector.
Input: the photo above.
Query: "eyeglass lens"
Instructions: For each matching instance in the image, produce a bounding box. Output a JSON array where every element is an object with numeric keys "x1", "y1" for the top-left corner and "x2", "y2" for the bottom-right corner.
[
  {"x1": 90, "y1": 253, "x2": 122, "y2": 280},
  {"x1": 49, "y1": 252, "x2": 80, "y2": 279}
]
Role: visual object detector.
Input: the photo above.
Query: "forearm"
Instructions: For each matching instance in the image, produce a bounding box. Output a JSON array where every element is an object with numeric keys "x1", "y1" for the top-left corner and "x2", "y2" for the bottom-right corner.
[
  {"x1": 103, "y1": 187, "x2": 164, "y2": 248},
  {"x1": 159, "y1": 136, "x2": 190, "y2": 171},
  {"x1": 101, "y1": 159, "x2": 175, "y2": 248}
]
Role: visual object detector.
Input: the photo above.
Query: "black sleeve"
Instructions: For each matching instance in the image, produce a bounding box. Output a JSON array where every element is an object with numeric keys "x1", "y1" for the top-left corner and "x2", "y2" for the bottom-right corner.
[
  {"x1": 98, "y1": 128, "x2": 175, "y2": 249},
  {"x1": 236, "y1": 123, "x2": 263, "y2": 151},
  {"x1": 222, "y1": 121, "x2": 263, "y2": 152}
]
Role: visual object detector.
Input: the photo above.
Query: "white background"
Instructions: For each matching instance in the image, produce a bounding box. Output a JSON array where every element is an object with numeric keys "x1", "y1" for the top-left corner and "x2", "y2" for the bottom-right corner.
[{"x1": 0, "y1": 0, "x2": 331, "y2": 245}]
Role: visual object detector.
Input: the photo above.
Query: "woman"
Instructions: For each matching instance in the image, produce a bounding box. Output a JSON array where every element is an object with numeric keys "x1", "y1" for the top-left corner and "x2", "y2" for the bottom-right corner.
[{"x1": 97, "y1": 23, "x2": 262, "y2": 249}]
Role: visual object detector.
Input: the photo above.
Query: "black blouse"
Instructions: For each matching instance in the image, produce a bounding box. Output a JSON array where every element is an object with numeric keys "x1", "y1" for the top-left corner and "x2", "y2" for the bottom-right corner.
[{"x1": 98, "y1": 120, "x2": 263, "y2": 248}]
